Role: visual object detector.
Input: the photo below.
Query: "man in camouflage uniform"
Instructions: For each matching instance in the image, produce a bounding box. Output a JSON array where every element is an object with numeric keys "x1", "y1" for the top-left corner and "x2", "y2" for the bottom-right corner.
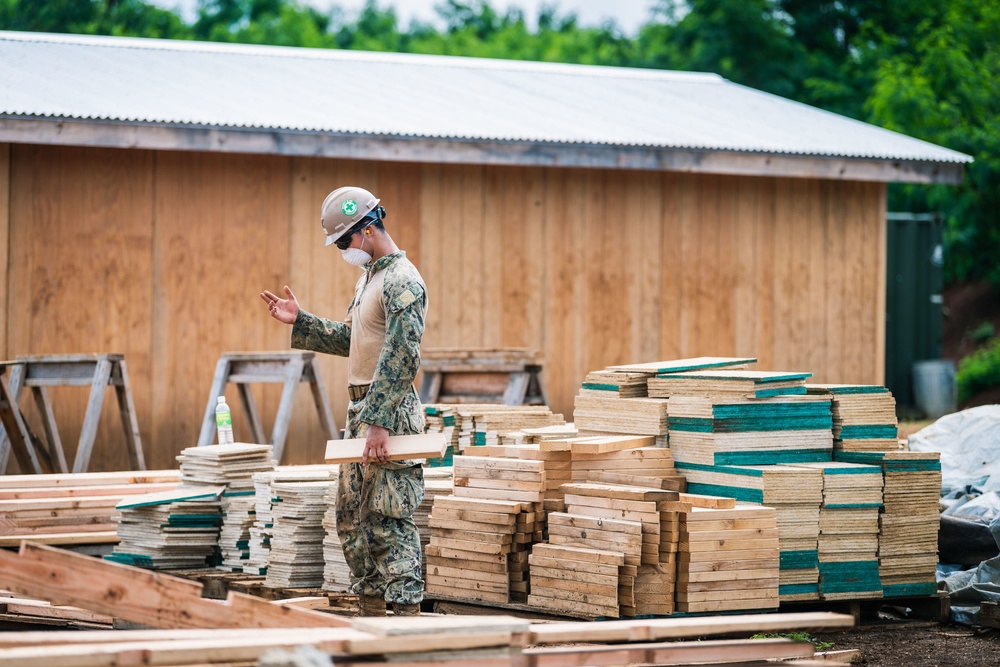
[{"x1": 260, "y1": 186, "x2": 427, "y2": 617}]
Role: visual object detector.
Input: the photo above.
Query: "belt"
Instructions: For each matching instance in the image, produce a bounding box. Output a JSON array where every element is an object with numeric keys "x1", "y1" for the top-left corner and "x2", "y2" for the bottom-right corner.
[{"x1": 348, "y1": 384, "x2": 371, "y2": 401}]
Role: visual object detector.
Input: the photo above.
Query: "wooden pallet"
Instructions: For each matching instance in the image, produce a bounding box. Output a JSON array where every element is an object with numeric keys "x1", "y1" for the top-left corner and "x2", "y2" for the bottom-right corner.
[{"x1": 780, "y1": 591, "x2": 950, "y2": 624}]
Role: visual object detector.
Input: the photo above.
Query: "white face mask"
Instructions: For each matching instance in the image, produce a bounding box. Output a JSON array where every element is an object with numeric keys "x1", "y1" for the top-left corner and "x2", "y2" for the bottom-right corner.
[{"x1": 340, "y1": 233, "x2": 372, "y2": 266}]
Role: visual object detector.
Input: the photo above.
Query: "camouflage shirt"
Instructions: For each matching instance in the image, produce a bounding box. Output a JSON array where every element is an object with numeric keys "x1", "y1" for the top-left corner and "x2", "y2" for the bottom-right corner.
[{"x1": 291, "y1": 251, "x2": 427, "y2": 434}]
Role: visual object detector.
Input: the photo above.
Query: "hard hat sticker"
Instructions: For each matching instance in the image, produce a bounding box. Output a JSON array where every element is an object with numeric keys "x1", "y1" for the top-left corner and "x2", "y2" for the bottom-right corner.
[{"x1": 341, "y1": 199, "x2": 358, "y2": 216}]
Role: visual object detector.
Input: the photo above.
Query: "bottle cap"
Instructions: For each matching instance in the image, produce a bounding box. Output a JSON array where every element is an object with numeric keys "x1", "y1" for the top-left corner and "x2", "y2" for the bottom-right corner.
[{"x1": 217, "y1": 396, "x2": 226, "y2": 404}]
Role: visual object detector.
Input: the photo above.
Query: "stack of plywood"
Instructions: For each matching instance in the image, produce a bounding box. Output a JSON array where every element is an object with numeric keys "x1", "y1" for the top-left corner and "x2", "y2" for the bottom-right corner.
[
  {"x1": 454, "y1": 405, "x2": 563, "y2": 450},
  {"x1": 425, "y1": 495, "x2": 526, "y2": 605},
  {"x1": 248, "y1": 467, "x2": 334, "y2": 577},
  {"x1": 572, "y1": 395, "x2": 668, "y2": 443},
  {"x1": 0, "y1": 471, "x2": 180, "y2": 546},
  {"x1": 528, "y1": 542, "x2": 628, "y2": 619},
  {"x1": 666, "y1": 395, "x2": 833, "y2": 466},
  {"x1": 470, "y1": 409, "x2": 566, "y2": 448},
  {"x1": 649, "y1": 370, "x2": 811, "y2": 400},
  {"x1": 107, "y1": 487, "x2": 224, "y2": 569},
  {"x1": 677, "y1": 504, "x2": 781, "y2": 613},
  {"x1": 217, "y1": 491, "x2": 256, "y2": 572},
  {"x1": 790, "y1": 462, "x2": 883, "y2": 600},
  {"x1": 579, "y1": 370, "x2": 650, "y2": 398},
  {"x1": 265, "y1": 480, "x2": 335, "y2": 589},
  {"x1": 424, "y1": 405, "x2": 458, "y2": 466},
  {"x1": 837, "y1": 450, "x2": 942, "y2": 598},
  {"x1": 807, "y1": 384, "x2": 899, "y2": 453},
  {"x1": 321, "y1": 478, "x2": 351, "y2": 593},
  {"x1": 674, "y1": 463, "x2": 823, "y2": 601},
  {"x1": 176, "y1": 444, "x2": 276, "y2": 493}
]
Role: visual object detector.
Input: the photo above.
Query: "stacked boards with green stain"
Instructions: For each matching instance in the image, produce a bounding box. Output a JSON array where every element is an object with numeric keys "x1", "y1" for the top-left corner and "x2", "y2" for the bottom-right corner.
[
  {"x1": 649, "y1": 370, "x2": 811, "y2": 400},
  {"x1": 790, "y1": 462, "x2": 884, "y2": 600},
  {"x1": 667, "y1": 394, "x2": 833, "y2": 467},
  {"x1": 107, "y1": 486, "x2": 224, "y2": 569},
  {"x1": 424, "y1": 405, "x2": 458, "y2": 466},
  {"x1": 573, "y1": 358, "x2": 756, "y2": 443},
  {"x1": 676, "y1": 504, "x2": 781, "y2": 613},
  {"x1": 456, "y1": 406, "x2": 564, "y2": 449},
  {"x1": 836, "y1": 450, "x2": 942, "y2": 597},
  {"x1": 806, "y1": 384, "x2": 899, "y2": 453},
  {"x1": 673, "y1": 463, "x2": 823, "y2": 601}
]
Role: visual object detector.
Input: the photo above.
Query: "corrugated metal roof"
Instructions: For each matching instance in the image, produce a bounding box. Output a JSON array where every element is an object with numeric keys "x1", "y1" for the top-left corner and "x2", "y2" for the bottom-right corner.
[{"x1": 0, "y1": 31, "x2": 971, "y2": 164}]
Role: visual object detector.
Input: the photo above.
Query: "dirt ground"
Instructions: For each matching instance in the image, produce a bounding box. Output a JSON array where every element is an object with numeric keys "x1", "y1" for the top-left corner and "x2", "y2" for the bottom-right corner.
[{"x1": 812, "y1": 618, "x2": 1000, "y2": 666}]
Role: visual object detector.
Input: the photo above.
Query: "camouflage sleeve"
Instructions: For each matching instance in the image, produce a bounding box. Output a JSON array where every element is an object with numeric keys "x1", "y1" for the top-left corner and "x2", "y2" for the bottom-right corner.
[
  {"x1": 290, "y1": 309, "x2": 352, "y2": 357},
  {"x1": 355, "y1": 283, "x2": 426, "y2": 431}
]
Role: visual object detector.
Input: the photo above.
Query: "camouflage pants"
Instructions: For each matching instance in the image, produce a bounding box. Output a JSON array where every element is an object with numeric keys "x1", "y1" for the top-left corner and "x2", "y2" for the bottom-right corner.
[{"x1": 336, "y1": 401, "x2": 425, "y2": 605}]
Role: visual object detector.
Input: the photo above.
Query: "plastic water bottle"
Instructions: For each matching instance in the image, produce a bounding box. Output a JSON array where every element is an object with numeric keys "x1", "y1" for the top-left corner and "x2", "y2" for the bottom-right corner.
[{"x1": 215, "y1": 395, "x2": 234, "y2": 445}]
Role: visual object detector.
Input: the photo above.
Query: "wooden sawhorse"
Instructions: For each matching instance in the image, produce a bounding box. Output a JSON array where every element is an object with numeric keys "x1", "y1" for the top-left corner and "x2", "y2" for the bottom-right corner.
[
  {"x1": 418, "y1": 348, "x2": 549, "y2": 406},
  {"x1": 196, "y1": 352, "x2": 338, "y2": 463},
  {"x1": 0, "y1": 354, "x2": 146, "y2": 474}
]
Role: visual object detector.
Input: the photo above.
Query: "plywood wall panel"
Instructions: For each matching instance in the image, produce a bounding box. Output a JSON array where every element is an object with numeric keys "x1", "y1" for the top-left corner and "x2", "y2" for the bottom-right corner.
[
  {"x1": 7, "y1": 145, "x2": 154, "y2": 471},
  {"x1": 151, "y1": 151, "x2": 290, "y2": 467},
  {"x1": 5, "y1": 145, "x2": 889, "y2": 466}
]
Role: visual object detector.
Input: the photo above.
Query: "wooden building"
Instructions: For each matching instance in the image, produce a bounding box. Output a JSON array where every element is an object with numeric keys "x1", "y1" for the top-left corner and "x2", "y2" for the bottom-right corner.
[{"x1": 0, "y1": 32, "x2": 970, "y2": 470}]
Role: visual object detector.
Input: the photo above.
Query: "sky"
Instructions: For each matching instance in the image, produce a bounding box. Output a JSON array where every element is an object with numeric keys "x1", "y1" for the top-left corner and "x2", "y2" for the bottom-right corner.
[{"x1": 155, "y1": 0, "x2": 662, "y2": 36}]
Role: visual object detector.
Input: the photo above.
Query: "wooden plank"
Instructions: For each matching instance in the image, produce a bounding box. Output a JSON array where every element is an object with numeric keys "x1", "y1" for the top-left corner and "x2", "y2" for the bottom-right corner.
[
  {"x1": 525, "y1": 637, "x2": 812, "y2": 667},
  {"x1": 526, "y1": 611, "x2": 854, "y2": 644},
  {"x1": 324, "y1": 433, "x2": 446, "y2": 463},
  {"x1": 0, "y1": 531, "x2": 118, "y2": 547},
  {"x1": 0, "y1": 542, "x2": 348, "y2": 629}
]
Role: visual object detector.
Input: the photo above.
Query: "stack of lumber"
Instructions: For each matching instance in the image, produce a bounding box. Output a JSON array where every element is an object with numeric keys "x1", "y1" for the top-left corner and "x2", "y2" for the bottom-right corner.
[
  {"x1": 217, "y1": 491, "x2": 256, "y2": 572},
  {"x1": 265, "y1": 480, "x2": 335, "y2": 589},
  {"x1": 528, "y1": 542, "x2": 629, "y2": 619},
  {"x1": 837, "y1": 450, "x2": 942, "y2": 597},
  {"x1": 415, "y1": 476, "x2": 455, "y2": 577},
  {"x1": 0, "y1": 470, "x2": 180, "y2": 546},
  {"x1": 176, "y1": 443, "x2": 277, "y2": 493},
  {"x1": 536, "y1": 481, "x2": 681, "y2": 617},
  {"x1": 677, "y1": 503, "x2": 781, "y2": 613},
  {"x1": 573, "y1": 395, "x2": 668, "y2": 442},
  {"x1": 460, "y1": 407, "x2": 565, "y2": 449},
  {"x1": 674, "y1": 463, "x2": 823, "y2": 601},
  {"x1": 425, "y1": 495, "x2": 528, "y2": 605},
  {"x1": 478, "y1": 443, "x2": 572, "y2": 526},
  {"x1": 790, "y1": 462, "x2": 883, "y2": 600},
  {"x1": 424, "y1": 405, "x2": 458, "y2": 466},
  {"x1": 572, "y1": 445, "x2": 685, "y2": 491},
  {"x1": 507, "y1": 423, "x2": 580, "y2": 445},
  {"x1": 807, "y1": 384, "x2": 899, "y2": 453},
  {"x1": 453, "y1": 454, "x2": 545, "y2": 504},
  {"x1": 321, "y1": 479, "x2": 351, "y2": 593},
  {"x1": 666, "y1": 395, "x2": 833, "y2": 466},
  {"x1": 106, "y1": 486, "x2": 224, "y2": 569},
  {"x1": 579, "y1": 370, "x2": 650, "y2": 398},
  {"x1": 248, "y1": 467, "x2": 334, "y2": 576},
  {"x1": 649, "y1": 370, "x2": 811, "y2": 400},
  {"x1": 176, "y1": 444, "x2": 276, "y2": 572}
]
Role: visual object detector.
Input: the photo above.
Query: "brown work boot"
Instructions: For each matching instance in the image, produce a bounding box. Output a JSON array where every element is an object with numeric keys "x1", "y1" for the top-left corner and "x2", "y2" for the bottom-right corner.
[
  {"x1": 359, "y1": 595, "x2": 387, "y2": 617},
  {"x1": 392, "y1": 602, "x2": 420, "y2": 617}
]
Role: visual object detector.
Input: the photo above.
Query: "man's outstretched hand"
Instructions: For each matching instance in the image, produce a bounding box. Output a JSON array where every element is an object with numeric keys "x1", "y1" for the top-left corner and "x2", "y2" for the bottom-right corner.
[{"x1": 260, "y1": 285, "x2": 300, "y2": 325}]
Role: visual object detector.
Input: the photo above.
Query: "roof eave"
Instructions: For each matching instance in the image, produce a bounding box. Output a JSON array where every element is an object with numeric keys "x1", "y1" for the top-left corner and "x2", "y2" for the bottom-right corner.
[{"x1": 0, "y1": 116, "x2": 966, "y2": 185}]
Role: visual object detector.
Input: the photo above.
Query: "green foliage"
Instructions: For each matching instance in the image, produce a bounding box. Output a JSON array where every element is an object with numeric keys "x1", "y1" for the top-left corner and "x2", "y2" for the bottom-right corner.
[
  {"x1": 969, "y1": 321, "x2": 996, "y2": 344},
  {"x1": 751, "y1": 631, "x2": 835, "y2": 652},
  {"x1": 957, "y1": 337, "x2": 1000, "y2": 403},
  {"x1": 0, "y1": 0, "x2": 996, "y2": 286}
]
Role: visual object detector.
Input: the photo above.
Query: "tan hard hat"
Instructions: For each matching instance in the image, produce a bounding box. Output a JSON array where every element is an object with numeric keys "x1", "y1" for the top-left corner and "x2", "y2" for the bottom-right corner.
[{"x1": 321, "y1": 186, "x2": 380, "y2": 247}]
